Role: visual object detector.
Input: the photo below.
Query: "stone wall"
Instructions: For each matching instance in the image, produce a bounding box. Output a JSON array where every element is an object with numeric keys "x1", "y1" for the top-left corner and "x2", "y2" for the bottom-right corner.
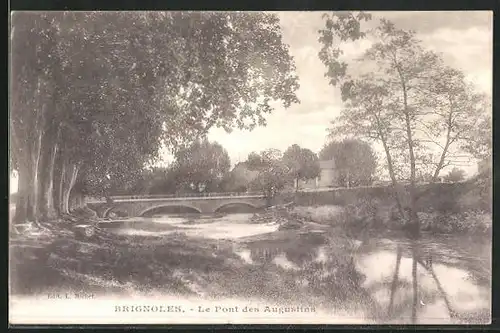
[{"x1": 286, "y1": 178, "x2": 491, "y2": 213}]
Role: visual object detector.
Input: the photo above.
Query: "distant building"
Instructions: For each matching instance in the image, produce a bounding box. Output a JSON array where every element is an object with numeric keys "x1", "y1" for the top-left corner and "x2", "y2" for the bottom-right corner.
[
  {"x1": 298, "y1": 159, "x2": 338, "y2": 190},
  {"x1": 225, "y1": 162, "x2": 259, "y2": 192},
  {"x1": 317, "y1": 159, "x2": 338, "y2": 187}
]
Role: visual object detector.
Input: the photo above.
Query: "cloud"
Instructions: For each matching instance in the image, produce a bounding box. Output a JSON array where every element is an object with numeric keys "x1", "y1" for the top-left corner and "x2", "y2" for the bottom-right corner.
[
  {"x1": 370, "y1": 11, "x2": 492, "y2": 34},
  {"x1": 419, "y1": 26, "x2": 492, "y2": 93},
  {"x1": 200, "y1": 11, "x2": 492, "y2": 170},
  {"x1": 207, "y1": 105, "x2": 337, "y2": 165}
]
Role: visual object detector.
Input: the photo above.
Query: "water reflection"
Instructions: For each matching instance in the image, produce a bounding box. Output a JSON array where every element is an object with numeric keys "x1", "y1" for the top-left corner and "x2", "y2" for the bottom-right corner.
[
  {"x1": 348, "y1": 238, "x2": 489, "y2": 323},
  {"x1": 99, "y1": 213, "x2": 280, "y2": 239},
  {"x1": 241, "y1": 232, "x2": 490, "y2": 324},
  {"x1": 98, "y1": 213, "x2": 490, "y2": 324}
]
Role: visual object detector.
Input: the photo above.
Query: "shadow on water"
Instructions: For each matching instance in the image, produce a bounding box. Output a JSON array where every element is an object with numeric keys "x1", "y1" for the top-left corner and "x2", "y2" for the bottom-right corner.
[
  {"x1": 215, "y1": 203, "x2": 260, "y2": 214},
  {"x1": 94, "y1": 213, "x2": 491, "y2": 324},
  {"x1": 234, "y1": 227, "x2": 490, "y2": 324},
  {"x1": 142, "y1": 206, "x2": 202, "y2": 217},
  {"x1": 10, "y1": 212, "x2": 490, "y2": 324},
  {"x1": 351, "y1": 233, "x2": 491, "y2": 324}
]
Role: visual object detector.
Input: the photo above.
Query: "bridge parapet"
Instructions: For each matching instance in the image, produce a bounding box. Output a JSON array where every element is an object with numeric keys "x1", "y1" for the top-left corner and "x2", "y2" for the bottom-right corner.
[
  {"x1": 87, "y1": 191, "x2": 265, "y2": 203},
  {"x1": 86, "y1": 192, "x2": 267, "y2": 217}
]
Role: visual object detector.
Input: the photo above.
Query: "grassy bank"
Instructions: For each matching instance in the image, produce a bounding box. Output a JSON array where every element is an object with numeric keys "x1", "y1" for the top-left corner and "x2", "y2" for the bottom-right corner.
[
  {"x1": 292, "y1": 204, "x2": 491, "y2": 236},
  {"x1": 10, "y1": 216, "x2": 377, "y2": 317},
  {"x1": 9, "y1": 207, "x2": 491, "y2": 324}
]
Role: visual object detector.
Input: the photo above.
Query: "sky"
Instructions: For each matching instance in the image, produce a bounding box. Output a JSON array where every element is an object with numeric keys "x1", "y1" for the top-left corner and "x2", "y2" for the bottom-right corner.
[
  {"x1": 10, "y1": 11, "x2": 492, "y2": 193},
  {"x1": 206, "y1": 11, "x2": 493, "y2": 167}
]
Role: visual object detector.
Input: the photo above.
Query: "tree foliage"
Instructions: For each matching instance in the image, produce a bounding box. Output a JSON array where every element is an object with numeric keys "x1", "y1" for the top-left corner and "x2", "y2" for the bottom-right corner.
[
  {"x1": 171, "y1": 139, "x2": 231, "y2": 193},
  {"x1": 319, "y1": 139, "x2": 377, "y2": 187},
  {"x1": 247, "y1": 149, "x2": 291, "y2": 201},
  {"x1": 318, "y1": 12, "x2": 372, "y2": 86},
  {"x1": 461, "y1": 113, "x2": 492, "y2": 162},
  {"x1": 318, "y1": 14, "x2": 491, "y2": 236},
  {"x1": 122, "y1": 167, "x2": 179, "y2": 195},
  {"x1": 220, "y1": 162, "x2": 260, "y2": 193},
  {"x1": 10, "y1": 11, "x2": 300, "y2": 222},
  {"x1": 443, "y1": 168, "x2": 466, "y2": 183},
  {"x1": 282, "y1": 144, "x2": 320, "y2": 190}
]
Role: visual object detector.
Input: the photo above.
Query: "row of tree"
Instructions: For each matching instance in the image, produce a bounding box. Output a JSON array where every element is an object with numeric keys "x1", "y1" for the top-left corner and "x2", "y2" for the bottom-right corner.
[
  {"x1": 318, "y1": 13, "x2": 491, "y2": 236},
  {"x1": 121, "y1": 137, "x2": 384, "y2": 197},
  {"x1": 11, "y1": 12, "x2": 488, "y2": 230},
  {"x1": 10, "y1": 12, "x2": 301, "y2": 224}
]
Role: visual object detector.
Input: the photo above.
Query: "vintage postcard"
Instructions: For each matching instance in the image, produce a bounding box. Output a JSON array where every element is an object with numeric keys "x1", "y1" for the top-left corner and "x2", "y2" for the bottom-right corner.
[{"x1": 9, "y1": 10, "x2": 492, "y2": 325}]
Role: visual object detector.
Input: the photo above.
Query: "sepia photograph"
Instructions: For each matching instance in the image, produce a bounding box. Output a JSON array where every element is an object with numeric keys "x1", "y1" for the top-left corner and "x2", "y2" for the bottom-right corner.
[{"x1": 9, "y1": 10, "x2": 492, "y2": 325}]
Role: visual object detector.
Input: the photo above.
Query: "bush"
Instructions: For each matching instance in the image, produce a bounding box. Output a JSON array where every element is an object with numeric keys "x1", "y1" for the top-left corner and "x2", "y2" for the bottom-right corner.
[
  {"x1": 419, "y1": 211, "x2": 491, "y2": 235},
  {"x1": 297, "y1": 199, "x2": 491, "y2": 236},
  {"x1": 291, "y1": 205, "x2": 343, "y2": 224},
  {"x1": 293, "y1": 193, "x2": 491, "y2": 236}
]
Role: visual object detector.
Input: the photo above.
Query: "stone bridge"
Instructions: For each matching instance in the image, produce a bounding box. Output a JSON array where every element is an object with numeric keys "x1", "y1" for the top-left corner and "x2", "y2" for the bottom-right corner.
[{"x1": 86, "y1": 192, "x2": 268, "y2": 217}]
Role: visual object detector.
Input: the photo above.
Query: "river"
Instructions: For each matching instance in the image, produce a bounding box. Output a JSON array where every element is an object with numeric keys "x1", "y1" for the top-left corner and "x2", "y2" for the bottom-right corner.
[{"x1": 91, "y1": 211, "x2": 491, "y2": 324}]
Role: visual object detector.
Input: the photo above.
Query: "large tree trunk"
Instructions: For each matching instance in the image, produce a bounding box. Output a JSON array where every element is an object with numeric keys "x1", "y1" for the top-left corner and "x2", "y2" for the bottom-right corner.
[
  {"x1": 376, "y1": 118, "x2": 405, "y2": 219},
  {"x1": 12, "y1": 33, "x2": 60, "y2": 225},
  {"x1": 432, "y1": 103, "x2": 454, "y2": 183},
  {"x1": 31, "y1": 129, "x2": 43, "y2": 222},
  {"x1": 69, "y1": 189, "x2": 86, "y2": 212},
  {"x1": 398, "y1": 67, "x2": 420, "y2": 238},
  {"x1": 405, "y1": 132, "x2": 420, "y2": 238},
  {"x1": 57, "y1": 154, "x2": 67, "y2": 214},
  {"x1": 13, "y1": 152, "x2": 36, "y2": 224},
  {"x1": 30, "y1": 75, "x2": 50, "y2": 223},
  {"x1": 37, "y1": 121, "x2": 61, "y2": 221},
  {"x1": 36, "y1": 140, "x2": 51, "y2": 220},
  {"x1": 62, "y1": 162, "x2": 81, "y2": 215},
  {"x1": 52, "y1": 147, "x2": 63, "y2": 215},
  {"x1": 38, "y1": 141, "x2": 59, "y2": 220}
]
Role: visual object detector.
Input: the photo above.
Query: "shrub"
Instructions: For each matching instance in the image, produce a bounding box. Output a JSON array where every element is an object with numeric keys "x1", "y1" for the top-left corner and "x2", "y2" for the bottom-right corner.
[
  {"x1": 418, "y1": 211, "x2": 491, "y2": 235},
  {"x1": 291, "y1": 205, "x2": 343, "y2": 224}
]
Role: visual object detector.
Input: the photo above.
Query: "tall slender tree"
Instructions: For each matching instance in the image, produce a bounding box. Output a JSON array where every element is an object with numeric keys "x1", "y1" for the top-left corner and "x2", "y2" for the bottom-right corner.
[
  {"x1": 319, "y1": 15, "x2": 491, "y2": 237},
  {"x1": 11, "y1": 11, "x2": 301, "y2": 223}
]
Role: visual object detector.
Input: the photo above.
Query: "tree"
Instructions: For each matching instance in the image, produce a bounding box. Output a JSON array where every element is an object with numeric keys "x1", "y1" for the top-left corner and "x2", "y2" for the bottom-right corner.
[
  {"x1": 171, "y1": 139, "x2": 231, "y2": 193},
  {"x1": 443, "y1": 168, "x2": 466, "y2": 183},
  {"x1": 357, "y1": 20, "x2": 446, "y2": 235},
  {"x1": 10, "y1": 11, "x2": 300, "y2": 223},
  {"x1": 282, "y1": 144, "x2": 320, "y2": 191},
  {"x1": 220, "y1": 162, "x2": 260, "y2": 193},
  {"x1": 319, "y1": 139, "x2": 377, "y2": 188},
  {"x1": 122, "y1": 167, "x2": 179, "y2": 195},
  {"x1": 248, "y1": 149, "x2": 291, "y2": 204},
  {"x1": 423, "y1": 66, "x2": 491, "y2": 182},
  {"x1": 461, "y1": 113, "x2": 492, "y2": 163},
  {"x1": 246, "y1": 152, "x2": 264, "y2": 170},
  {"x1": 319, "y1": 14, "x2": 491, "y2": 237}
]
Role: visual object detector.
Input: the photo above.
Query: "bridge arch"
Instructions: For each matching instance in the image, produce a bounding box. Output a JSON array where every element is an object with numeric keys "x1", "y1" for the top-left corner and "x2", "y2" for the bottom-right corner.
[
  {"x1": 214, "y1": 202, "x2": 259, "y2": 214},
  {"x1": 103, "y1": 206, "x2": 128, "y2": 218},
  {"x1": 139, "y1": 204, "x2": 202, "y2": 217}
]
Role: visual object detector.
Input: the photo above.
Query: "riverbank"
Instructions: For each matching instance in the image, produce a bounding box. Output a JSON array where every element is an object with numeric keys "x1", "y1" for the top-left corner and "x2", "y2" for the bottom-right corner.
[
  {"x1": 10, "y1": 207, "x2": 491, "y2": 324},
  {"x1": 10, "y1": 216, "x2": 374, "y2": 318},
  {"x1": 291, "y1": 205, "x2": 492, "y2": 236}
]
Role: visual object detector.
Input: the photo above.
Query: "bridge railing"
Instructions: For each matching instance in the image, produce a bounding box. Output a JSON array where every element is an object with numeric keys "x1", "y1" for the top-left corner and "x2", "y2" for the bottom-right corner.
[{"x1": 87, "y1": 191, "x2": 265, "y2": 201}]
